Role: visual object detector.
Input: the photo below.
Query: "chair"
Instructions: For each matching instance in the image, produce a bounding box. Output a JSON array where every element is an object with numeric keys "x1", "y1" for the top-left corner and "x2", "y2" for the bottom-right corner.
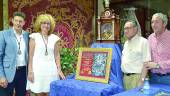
[{"x1": 50, "y1": 43, "x2": 124, "y2": 96}]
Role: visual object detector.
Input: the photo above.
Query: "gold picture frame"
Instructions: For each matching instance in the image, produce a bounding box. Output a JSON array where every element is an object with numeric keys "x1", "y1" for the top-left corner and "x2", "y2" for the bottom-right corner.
[{"x1": 76, "y1": 48, "x2": 112, "y2": 84}]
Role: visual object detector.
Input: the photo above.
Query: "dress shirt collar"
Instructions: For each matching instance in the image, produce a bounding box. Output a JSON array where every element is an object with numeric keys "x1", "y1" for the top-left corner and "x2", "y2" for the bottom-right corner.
[
  {"x1": 153, "y1": 29, "x2": 168, "y2": 39},
  {"x1": 13, "y1": 27, "x2": 24, "y2": 36},
  {"x1": 127, "y1": 34, "x2": 140, "y2": 43}
]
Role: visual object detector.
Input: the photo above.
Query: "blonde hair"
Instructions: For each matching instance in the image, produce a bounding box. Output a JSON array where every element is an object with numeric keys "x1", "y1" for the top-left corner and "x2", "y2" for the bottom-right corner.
[{"x1": 34, "y1": 14, "x2": 56, "y2": 35}]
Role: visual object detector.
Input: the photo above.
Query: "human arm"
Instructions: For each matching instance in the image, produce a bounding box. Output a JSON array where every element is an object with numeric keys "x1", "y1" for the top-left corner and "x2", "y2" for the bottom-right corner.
[
  {"x1": 27, "y1": 38, "x2": 35, "y2": 83},
  {"x1": 138, "y1": 62, "x2": 148, "y2": 87},
  {"x1": 146, "y1": 33, "x2": 170, "y2": 71},
  {"x1": 138, "y1": 40, "x2": 151, "y2": 86},
  {"x1": 0, "y1": 31, "x2": 8, "y2": 88},
  {"x1": 144, "y1": 61, "x2": 158, "y2": 69},
  {"x1": 54, "y1": 42, "x2": 65, "y2": 80}
]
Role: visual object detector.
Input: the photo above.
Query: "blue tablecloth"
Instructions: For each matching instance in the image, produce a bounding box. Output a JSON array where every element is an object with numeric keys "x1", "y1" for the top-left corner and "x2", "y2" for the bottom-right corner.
[
  {"x1": 50, "y1": 43, "x2": 124, "y2": 96},
  {"x1": 113, "y1": 84, "x2": 170, "y2": 96}
]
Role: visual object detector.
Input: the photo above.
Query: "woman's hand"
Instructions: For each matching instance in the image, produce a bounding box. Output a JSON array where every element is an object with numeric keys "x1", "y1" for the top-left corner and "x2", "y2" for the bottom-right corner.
[
  {"x1": 59, "y1": 71, "x2": 66, "y2": 80},
  {"x1": 28, "y1": 71, "x2": 34, "y2": 83}
]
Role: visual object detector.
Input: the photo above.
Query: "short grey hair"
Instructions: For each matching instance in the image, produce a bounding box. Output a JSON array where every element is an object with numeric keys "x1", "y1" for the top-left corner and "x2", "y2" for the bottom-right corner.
[
  {"x1": 152, "y1": 13, "x2": 168, "y2": 26},
  {"x1": 126, "y1": 20, "x2": 138, "y2": 27}
]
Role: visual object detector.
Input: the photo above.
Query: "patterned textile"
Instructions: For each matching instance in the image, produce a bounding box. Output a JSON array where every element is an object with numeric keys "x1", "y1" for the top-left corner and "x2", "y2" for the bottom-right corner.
[{"x1": 7, "y1": 0, "x2": 96, "y2": 48}]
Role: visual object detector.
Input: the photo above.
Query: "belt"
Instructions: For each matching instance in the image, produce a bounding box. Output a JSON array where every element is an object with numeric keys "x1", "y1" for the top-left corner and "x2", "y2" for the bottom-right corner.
[
  {"x1": 16, "y1": 66, "x2": 26, "y2": 70},
  {"x1": 124, "y1": 73, "x2": 136, "y2": 76},
  {"x1": 154, "y1": 73, "x2": 170, "y2": 76}
]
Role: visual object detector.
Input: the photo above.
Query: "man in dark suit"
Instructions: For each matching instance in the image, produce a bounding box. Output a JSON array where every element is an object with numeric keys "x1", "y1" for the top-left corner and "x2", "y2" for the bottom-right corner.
[{"x1": 0, "y1": 11, "x2": 29, "y2": 96}]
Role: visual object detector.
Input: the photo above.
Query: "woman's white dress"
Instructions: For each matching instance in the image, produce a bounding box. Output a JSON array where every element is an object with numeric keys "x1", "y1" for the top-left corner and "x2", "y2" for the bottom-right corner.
[{"x1": 27, "y1": 33, "x2": 60, "y2": 93}]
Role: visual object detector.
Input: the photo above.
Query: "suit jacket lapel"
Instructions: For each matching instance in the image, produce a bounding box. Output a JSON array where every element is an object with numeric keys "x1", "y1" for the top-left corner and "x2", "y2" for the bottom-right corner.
[
  {"x1": 9, "y1": 28, "x2": 17, "y2": 53},
  {"x1": 23, "y1": 32, "x2": 29, "y2": 54},
  {"x1": 23, "y1": 32, "x2": 28, "y2": 47},
  {"x1": 23, "y1": 31, "x2": 29, "y2": 62}
]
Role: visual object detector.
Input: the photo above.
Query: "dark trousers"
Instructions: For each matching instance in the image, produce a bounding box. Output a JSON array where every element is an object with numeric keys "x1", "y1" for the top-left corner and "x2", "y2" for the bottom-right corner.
[
  {"x1": 0, "y1": 87, "x2": 7, "y2": 96},
  {"x1": 5, "y1": 66, "x2": 27, "y2": 96}
]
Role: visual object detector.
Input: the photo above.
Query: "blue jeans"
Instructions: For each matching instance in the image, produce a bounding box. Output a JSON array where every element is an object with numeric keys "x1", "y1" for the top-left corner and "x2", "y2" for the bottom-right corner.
[{"x1": 150, "y1": 73, "x2": 170, "y2": 86}]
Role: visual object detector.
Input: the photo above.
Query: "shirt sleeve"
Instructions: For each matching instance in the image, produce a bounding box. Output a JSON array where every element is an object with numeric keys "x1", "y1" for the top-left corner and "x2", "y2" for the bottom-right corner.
[
  {"x1": 0, "y1": 31, "x2": 6, "y2": 78},
  {"x1": 29, "y1": 33, "x2": 38, "y2": 39},
  {"x1": 52, "y1": 34, "x2": 60, "y2": 43},
  {"x1": 158, "y1": 60, "x2": 170, "y2": 70},
  {"x1": 142, "y1": 39, "x2": 151, "y2": 62}
]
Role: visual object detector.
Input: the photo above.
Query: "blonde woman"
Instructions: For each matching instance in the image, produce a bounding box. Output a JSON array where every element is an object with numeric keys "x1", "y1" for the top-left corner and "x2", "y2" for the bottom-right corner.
[{"x1": 27, "y1": 14, "x2": 65, "y2": 96}]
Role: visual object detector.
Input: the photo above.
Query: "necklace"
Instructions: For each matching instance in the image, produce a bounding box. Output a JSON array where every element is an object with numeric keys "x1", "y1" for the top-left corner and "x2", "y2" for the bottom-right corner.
[
  {"x1": 14, "y1": 34, "x2": 22, "y2": 55},
  {"x1": 41, "y1": 34, "x2": 48, "y2": 56}
]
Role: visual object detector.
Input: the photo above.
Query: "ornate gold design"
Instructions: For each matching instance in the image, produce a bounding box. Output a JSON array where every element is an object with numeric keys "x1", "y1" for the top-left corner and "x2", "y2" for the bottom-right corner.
[
  {"x1": 55, "y1": 30, "x2": 70, "y2": 48},
  {"x1": 48, "y1": 0, "x2": 72, "y2": 6},
  {"x1": 12, "y1": 0, "x2": 41, "y2": 11},
  {"x1": 3, "y1": 0, "x2": 9, "y2": 29},
  {"x1": 9, "y1": 0, "x2": 95, "y2": 48}
]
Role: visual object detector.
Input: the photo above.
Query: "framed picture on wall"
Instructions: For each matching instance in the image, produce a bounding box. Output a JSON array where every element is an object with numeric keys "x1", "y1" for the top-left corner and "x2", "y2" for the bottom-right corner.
[
  {"x1": 99, "y1": 20, "x2": 114, "y2": 40},
  {"x1": 76, "y1": 48, "x2": 112, "y2": 84},
  {"x1": 96, "y1": 8, "x2": 120, "y2": 43}
]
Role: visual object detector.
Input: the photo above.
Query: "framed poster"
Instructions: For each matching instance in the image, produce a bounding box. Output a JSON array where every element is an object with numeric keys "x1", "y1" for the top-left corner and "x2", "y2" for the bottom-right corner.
[{"x1": 76, "y1": 48, "x2": 112, "y2": 84}]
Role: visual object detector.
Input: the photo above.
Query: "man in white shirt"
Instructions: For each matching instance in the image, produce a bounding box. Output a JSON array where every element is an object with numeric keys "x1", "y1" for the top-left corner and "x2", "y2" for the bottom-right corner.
[
  {"x1": 0, "y1": 11, "x2": 29, "y2": 96},
  {"x1": 121, "y1": 20, "x2": 151, "y2": 90}
]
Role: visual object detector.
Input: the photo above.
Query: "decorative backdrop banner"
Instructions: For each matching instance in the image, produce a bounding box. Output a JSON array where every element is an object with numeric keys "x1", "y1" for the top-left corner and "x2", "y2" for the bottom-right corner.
[{"x1": 6, "y1": 0, "x2": 96, "y2": 48}]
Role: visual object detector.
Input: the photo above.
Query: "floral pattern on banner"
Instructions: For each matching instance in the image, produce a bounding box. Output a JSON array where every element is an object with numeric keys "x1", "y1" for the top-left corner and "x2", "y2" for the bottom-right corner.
[{"x1": 8, "y1": 0, "x2": 96, "y2": 48}]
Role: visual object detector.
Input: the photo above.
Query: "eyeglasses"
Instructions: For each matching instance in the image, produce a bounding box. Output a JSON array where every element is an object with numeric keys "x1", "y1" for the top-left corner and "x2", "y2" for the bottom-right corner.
[
  {"x1": 124, "y1": 26, "x2": 135, "y2": 30},
  {"x1": 41, "y1": 22, "x2": 51, "y2": 25}
]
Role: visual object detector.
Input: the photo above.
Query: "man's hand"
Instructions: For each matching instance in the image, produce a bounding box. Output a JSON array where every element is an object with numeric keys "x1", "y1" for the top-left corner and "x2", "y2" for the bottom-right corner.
[
  {"x1": 0, "y1": 77, "x2": 8, "y2": 88},
  {"x1": 144, "y1": 61, "x2": 158, "y2": 69}
]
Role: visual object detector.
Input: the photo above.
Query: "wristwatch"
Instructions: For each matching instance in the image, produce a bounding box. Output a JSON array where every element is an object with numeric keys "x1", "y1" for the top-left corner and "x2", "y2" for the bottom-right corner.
[{"x1": 156, "y1": 63, "x2": 160, "y2": 69}]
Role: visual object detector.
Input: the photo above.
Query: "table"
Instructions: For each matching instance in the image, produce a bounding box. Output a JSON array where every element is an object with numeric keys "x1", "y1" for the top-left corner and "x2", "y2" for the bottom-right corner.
[
  {"x1": 49, "y1": 43, "x2": 124, "y2": 96},
  {"x1": 114, "y1": 84, "x2": 170, "y2": 96}
]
